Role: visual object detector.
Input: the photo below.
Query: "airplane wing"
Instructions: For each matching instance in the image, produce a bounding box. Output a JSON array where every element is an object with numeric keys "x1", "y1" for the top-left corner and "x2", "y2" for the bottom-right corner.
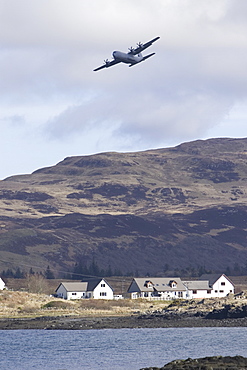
[
  {"x1": 93, "y1": 59, "x2": 121, "y2": 71},
  {"x1": 130, "y1": 36, "x2": 160, "y2": 55}
]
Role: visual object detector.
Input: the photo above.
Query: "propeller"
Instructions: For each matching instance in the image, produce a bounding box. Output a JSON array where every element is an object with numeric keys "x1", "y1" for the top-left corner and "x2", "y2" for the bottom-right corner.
[
  {"x1": 128, "y1": 46, "x2": 134, "y2": 53},
  {"x1": 137, "y1": 42, "x2": 143, "y2": 47},
  {"x1": 104, "y1": 59, "x2": 110, "y2": 65}
]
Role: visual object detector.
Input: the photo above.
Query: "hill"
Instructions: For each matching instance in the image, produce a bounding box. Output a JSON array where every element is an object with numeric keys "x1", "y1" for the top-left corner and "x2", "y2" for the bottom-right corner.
[{"x1": 0, "y1": 137, "x2": 247, "y2": 276}]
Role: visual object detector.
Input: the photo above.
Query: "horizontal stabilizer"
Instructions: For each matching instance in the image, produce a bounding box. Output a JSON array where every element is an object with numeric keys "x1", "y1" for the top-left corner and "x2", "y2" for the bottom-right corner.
[{"x1": 142, "y1": 52, "x2": 155, "y2": 61}]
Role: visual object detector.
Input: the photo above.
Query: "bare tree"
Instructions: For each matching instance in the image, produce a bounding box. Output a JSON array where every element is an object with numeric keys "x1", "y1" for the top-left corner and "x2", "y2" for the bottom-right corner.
[{"x1": 26, "y1": 274, "x2": 49, "y2": 294}]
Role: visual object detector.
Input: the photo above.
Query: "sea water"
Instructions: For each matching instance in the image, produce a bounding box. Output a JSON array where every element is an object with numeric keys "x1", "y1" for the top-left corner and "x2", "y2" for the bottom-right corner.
[{"x1": 0, "y1": 327, "x2": 246, "y2": 370}]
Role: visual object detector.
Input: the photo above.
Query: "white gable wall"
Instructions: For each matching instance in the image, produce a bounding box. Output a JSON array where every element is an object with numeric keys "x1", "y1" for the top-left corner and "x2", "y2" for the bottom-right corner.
[
  {"x1": 210, "y1": 275, "x2": 234, "y2": 297},
  {"x1": 92, "y1": 280, "x2": 114, "y2": 299},
  {"x1": 0, "y1": 278, "x2": 5, "y2": 290}
]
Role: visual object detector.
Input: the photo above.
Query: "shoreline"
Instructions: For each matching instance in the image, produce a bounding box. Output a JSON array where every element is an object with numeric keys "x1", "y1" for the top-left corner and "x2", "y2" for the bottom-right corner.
[{"x1": 0, "y1": 315, "x2": 247, "y2": 330}]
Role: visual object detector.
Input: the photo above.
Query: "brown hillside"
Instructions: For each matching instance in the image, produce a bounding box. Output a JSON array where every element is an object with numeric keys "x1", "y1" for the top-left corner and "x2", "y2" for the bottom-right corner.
[{"x1": 0, "y1": 138, "x2": 247, "y2": 276}]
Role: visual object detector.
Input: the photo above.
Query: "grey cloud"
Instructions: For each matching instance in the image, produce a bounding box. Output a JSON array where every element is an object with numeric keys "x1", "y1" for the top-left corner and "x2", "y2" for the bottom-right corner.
[
  {"x1": 1, "y1": 0, "x2": 247, "y2": 179},
  {"x1": 0, "y1": 115, "x2": 26, "y2": 127}
]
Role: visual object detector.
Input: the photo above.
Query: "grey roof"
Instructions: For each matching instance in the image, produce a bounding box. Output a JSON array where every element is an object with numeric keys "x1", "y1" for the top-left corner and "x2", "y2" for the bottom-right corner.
[
  {"x1": 56, "y1": 278, "x2": 113, "y2": 293},
  {"x1": 182, "y1": 280, "x2": 212, "y2": 290},
  {"x1": 85, "y1": 278, "x2": 113, "y2": 291},
  {"x1": 128, "y1": 277, "x2": 186, "y2": 293},
  {"x1": 199, "y1": 274, "x2": 234, "y2": 287},
  {"x1": 56, "y1": 282, "x2": 88, "y2": 292}
]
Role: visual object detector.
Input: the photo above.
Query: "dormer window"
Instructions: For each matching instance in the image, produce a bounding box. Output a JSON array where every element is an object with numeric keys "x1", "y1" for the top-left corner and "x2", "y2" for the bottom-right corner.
[
  {"x1": 144, "y1": 280, "x2": 153, "y2": 288},
  {"x1": 169, "y1": 280, "x2": 177, "y2": 288}
]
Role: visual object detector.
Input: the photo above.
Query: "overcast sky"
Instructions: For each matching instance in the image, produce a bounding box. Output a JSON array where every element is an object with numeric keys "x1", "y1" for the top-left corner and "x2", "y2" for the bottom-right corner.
[{"x1": 1, "y1": 0, "x2": 247, "y2": 179}]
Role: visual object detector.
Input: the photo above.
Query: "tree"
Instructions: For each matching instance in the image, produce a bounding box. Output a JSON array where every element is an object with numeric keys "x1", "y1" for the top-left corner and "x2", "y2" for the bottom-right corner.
[
  {"x1": 2, "y1": 269, "x2": 14, "y2": 278},
  {"x1": 27, "y1": 274, "x2": 49, "y2": 294},
  {"x1": 29, "y1": 267, "x2": 35, "y2": 275},
  {"x1": 14, "y1": 267, "x2": 25, "y2": 278},
  {"x1": 45, "y1": 265, "x2": 55, "y2": 279}
]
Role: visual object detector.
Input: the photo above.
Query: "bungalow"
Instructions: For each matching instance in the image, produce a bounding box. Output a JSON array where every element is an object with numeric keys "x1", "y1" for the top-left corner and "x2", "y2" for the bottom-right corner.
[
  {"x1": 182, "y1": 280, "x2": 212, "y2": 299},
  {"x1": 198, "y1": 273, "x2": 234, "y2": 297},
  {"x1": 128, "y1": 277, "x2": 187, "y2": 300},
  {"x1": 55, "y1": 278, "x2": 114, "y2": 300}
]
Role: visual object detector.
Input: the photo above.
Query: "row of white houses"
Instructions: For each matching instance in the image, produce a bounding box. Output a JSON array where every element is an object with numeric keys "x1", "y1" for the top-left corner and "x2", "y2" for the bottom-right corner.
[
  {"x1": 128, "y1": 274, "x2": 235, "y2": 300},
  {"x1": 55, "y1": 274, "x2": 235, "y2": 300}
]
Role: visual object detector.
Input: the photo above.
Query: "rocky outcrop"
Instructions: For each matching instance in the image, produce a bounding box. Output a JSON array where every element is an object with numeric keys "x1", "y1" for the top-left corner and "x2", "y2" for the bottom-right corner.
[
  {"x1": 140, "y1": 356, "x2": 247, "y2": 369},
  {"x1": 206, "y1": 304, "x2": 247, "y2": 319},
  {"x1": 139, "y1": 295, "x2": 247, "y2": 321}
]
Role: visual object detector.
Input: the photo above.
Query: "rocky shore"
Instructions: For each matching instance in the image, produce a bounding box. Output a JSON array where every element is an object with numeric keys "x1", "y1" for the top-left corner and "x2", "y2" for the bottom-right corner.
[
  {"x1": 140, "y1": 356, "x2": 247, "y2": 370},
  {"x1": 0, "y1": 314, "x2": 247, "y2": 330},
  {"x1": 0, "y1": 292, "x2": 246, "y2": 330}
]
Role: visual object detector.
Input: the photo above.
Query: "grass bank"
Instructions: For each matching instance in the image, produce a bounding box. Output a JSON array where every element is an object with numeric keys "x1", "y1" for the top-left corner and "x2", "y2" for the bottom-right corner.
[{"x1": 0, "y1": 290, "x2": 170, "y2": 319}]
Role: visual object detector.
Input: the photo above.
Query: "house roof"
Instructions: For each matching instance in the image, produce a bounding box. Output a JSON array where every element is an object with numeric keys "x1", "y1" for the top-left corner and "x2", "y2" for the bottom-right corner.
[
  {"x1": 198, "y1": 274, "x2": 234, "y2": 287},
  {"x1": 182, "y1": 280, "x2": 212, "y2": 290},
  {"x1": 85, "y1": 278, "x2": 113, "y2": 291},
  {"x1": 56, "y1": 282, "x2": 88, "y2": 292},
  {"x1": 128, "y1": 277, "x2": 186, "y2": 293},
  {"x1": 56, "y1": 278, "x2": 114, "y2": 293}
]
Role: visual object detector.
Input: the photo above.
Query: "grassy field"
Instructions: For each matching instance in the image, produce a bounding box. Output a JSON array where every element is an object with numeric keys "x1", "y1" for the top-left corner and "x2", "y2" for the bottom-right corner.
[{"x1": 0, "y1": 289, "x2": 171, "y2": 319}]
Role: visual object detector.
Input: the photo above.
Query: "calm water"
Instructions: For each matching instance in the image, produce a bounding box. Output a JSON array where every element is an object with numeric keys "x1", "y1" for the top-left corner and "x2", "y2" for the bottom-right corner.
[{"x1": 0, "y1": 327, "x2": 246, "y2": 370}]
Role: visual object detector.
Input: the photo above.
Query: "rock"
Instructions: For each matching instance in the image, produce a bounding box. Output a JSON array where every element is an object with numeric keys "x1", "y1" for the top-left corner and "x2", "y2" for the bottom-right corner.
[
  {"x1": 206, "y1": 304, "x2": 247, "y2": 319},
  {"x1": 140, "y1": 355, "x2": 247, "y2": 369}
]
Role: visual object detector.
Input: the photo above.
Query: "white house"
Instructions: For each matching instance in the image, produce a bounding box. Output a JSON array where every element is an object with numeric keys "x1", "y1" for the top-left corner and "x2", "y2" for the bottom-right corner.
[
  {"x1": 55, "y1": 278, "x2": 114, "y2": 300},
  {"x1": 182, "y1": 280, "x2": 212, "y2": 299},
  {"x1": 0, "y1": 277, "x2": 6, "y2": 290},
  {"x1": 198, "y1": 274, "x2": 234, "y2": 297},
  {"x1": 128, "y1": 277, "x2": 187, "y2": 300}
]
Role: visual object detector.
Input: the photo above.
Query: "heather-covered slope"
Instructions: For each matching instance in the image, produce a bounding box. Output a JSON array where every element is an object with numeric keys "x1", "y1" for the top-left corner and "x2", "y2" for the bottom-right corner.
[{"x1": 0, "y1": 138, "x2": 247, "y2": 276}]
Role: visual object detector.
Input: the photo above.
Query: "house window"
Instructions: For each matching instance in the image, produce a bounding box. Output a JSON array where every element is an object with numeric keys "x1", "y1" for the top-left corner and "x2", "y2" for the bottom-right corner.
[
  {"x1": 192, "y1": 290, "x2": 197, "y2": 294},
  {"x1": 101, "y1": 283, "x2": 105, "y2": 287},
  {"x1": 207, "y1": 290, "x2": 211, "y2": 294},
  {"x1": 215, "y1": 290, "x2": 218, "y2": 293},
  {"x1": 221, "y1": 282, "x2": 225, "y2": 286},
  {"x1": 100, "y1": 292, "x2": 107, "y2": 296},
  {"x1": 219, "y1": 290, "x2": 224, "y2": 293},
  {"x1": 230, "y1": 290, "x2": 233, "y2": 293},
  {"x1": 178, "y1": 291, "x2": 183, "y2": 298}
]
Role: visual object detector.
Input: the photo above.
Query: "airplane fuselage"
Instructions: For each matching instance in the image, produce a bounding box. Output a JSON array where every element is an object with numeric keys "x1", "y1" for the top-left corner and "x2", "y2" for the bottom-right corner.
[{"x1": 112, "y1": 51, "x2": 143, "y2": 65}]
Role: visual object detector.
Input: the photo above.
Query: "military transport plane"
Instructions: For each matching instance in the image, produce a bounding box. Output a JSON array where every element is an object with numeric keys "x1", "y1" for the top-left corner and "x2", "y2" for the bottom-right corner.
[{"x1": 93, "y1": 36, "x2": 160, "y2": 71}]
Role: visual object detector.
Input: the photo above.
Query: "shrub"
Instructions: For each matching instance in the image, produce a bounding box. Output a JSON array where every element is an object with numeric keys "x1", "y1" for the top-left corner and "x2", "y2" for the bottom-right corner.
[{"x1": 42, "y1": 300, "x2": 73, "y2": 309}]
